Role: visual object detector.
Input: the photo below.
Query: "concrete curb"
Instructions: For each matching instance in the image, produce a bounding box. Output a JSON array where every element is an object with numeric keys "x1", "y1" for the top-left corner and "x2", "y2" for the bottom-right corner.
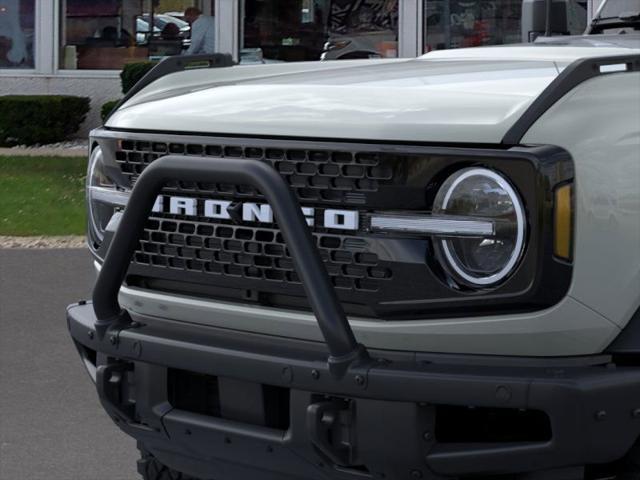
[
  {"x1": 0, "y1": 148, "x2": 88, "y2": 158},
  {"x1": 0, "y1": 235, "x2": 87, "y2": 249}
]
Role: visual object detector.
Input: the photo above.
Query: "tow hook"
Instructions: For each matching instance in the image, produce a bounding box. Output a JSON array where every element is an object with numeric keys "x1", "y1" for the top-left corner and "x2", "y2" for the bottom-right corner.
[
  {"x1": 307, "y1": 398, "x2": 356, "y2": 467},
  {"x1": 97, "y1": 362, "x2": 136, "y2": 424}
]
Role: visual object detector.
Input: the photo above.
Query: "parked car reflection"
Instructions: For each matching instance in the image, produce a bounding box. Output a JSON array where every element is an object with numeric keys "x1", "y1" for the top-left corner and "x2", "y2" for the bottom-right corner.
[{"x1": 136, "y1": 14, "x2": 191, "y2": 51}]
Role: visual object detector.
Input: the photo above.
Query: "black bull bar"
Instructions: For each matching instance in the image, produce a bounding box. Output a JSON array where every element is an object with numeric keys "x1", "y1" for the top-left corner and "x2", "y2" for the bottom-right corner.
[
  {"x1": 68, "y1": 154, "x2": 640, "y2": 478},
  {"x1": 92, "y1": 155, "x2": 369, "y2": 378}
]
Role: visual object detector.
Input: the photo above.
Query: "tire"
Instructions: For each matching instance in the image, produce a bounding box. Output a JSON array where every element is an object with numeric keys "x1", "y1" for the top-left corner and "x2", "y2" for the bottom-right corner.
[{"x1": 137, "y1": 445, "x2": 201, "y2": 480}]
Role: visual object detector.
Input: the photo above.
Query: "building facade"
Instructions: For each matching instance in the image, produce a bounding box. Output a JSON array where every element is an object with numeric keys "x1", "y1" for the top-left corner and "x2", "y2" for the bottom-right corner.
[{"x1": 0, "y1": 0, "x2": 600, "y2": 136}]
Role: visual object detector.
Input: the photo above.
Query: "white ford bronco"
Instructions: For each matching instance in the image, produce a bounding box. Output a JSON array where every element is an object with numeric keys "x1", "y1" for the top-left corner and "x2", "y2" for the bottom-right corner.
[{"x1": 68, "y1": 2, "x2": 640, "y2": 479}]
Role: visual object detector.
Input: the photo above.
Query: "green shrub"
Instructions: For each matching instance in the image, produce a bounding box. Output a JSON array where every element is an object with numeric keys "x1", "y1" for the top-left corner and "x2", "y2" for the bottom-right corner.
[
  {"x1": 121, "y1": 61, "x2": 157, "y2": 94},
  {"x1": 101, "y1": 100, "x2": 121, "y2": 122},
  {"x1": 0, "y1": 95, "x2": 90, "y2": 147}
]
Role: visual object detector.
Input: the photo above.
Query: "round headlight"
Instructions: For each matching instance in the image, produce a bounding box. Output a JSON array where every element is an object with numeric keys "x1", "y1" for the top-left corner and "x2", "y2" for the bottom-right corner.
[
  {"x1": 432, "y1": 168, "x2": 526, "y2": 287},
  {"x1": 87, "y1": 146, "x2": 129, "y2": 243}
]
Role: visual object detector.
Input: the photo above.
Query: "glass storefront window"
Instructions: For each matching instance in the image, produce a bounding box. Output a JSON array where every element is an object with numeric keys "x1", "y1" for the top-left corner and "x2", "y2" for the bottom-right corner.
[
  {"x1": 424, "y1": 0, "x2": 588, "y2": 52},
  {"x1": 59, "y1": 0, "x2": 208, "y2": 70},
  {"x1": 241, "y1": 0, "x2": 399, "y2": 63},
  {"x1": 0, "y1": 0, "x2": 35, "y2": 69},
  {"x1": 424, "y1": 0, "x2": 523, "y2": 52}
]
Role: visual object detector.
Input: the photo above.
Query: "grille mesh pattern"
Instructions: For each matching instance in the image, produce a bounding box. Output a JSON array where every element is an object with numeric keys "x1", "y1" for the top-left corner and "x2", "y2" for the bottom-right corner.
[
  {"x1": 134, "y1": 217, "x2": 392, "y2": 292},
  {"x1": 114, "y1": 139, "x2": 396, "y2": 295},
  {"x1": 116, "y1": 140, "x2": 393, "y2": 204}
]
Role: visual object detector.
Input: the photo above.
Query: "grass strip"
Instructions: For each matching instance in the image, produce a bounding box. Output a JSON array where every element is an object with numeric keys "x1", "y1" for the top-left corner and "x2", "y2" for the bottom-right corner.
[{"x1": 0, "y1": 156, "x2": 87, "y2": 236}]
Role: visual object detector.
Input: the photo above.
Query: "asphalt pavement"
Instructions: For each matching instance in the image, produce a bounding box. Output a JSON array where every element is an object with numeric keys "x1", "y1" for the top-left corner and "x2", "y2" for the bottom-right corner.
[{"x1": 0, "y1": 249, "x2": 138, "y2": 480}]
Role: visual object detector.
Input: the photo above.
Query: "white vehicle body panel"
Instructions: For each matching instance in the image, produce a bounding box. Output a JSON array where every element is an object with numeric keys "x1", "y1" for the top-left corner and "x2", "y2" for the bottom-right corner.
[
  {"x1": 109, "y1": 45, "x2": 635, "y2": 144},
  {"x1": 118, "y1": 283, "x2": 616, "y2": 356},
  {"x1": 522, "y1": 71, "x2": 640, "y2": 329}
]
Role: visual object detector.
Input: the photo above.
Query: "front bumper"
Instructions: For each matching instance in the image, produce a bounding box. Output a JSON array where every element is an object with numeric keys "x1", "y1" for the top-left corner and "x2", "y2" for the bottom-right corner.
[
  {"x1": 69, "y1": 302, "x2": 640, "y2": 480},
  {"x1": 73, "y1": 154, "x2": 640, "y2": 479}
]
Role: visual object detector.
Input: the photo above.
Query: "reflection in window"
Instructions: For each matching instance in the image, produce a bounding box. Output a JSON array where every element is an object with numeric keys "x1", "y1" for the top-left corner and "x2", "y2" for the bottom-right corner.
[
  {"x1": 598, "y1": 0, "x2": 640, "y2": 19},
  {"x1": 59, "y1": 0, "x2": 199, "y2": 70},
  {"x1": 424, "y1": 0, "x2": 587, "y2": 52},
  {"x1": 424, "y1": 0, "x2": 523, "y2": 52},
  {"x1": 566, "y1": 1, "x2": 588, "y2": 34},
  {"x1": 241, "y1": 0, "x2": 398, "y2": 63},
  {"x1": 0, "y1": 0, "x2": 35, "y2": 69}
]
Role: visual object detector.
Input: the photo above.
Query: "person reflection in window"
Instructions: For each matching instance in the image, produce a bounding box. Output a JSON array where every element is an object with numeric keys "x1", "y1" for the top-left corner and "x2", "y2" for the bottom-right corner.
[
  {"x1": 0, "y1": 0, "x2": 28, "y2": 66},
  {"x1": 154, "y1": 22, "x2": 183, "y2": 56},
  {"x1": 161, "y1": 23, "x2": 181, "y2": 41},
  {"x1": 101, "y1": 26, "x2": 118, "y2": 44},
  {"x1": 184, "y1": 7, "x2": 216, "y2": 55}
]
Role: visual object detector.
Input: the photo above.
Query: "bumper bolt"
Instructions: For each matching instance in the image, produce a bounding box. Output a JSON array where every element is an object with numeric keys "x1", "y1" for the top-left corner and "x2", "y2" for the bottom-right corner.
[
  {"x1": 422, "y1": 432, "x2": 432, "y2": 442},
  {"x1": 410, "y1": 470, "x2": 423, "y2": 478},
  {"x1": 109, "y1": 335, "x2": 117, "y2": 345},
  {"x1": 595, "y1": 410, "x2": 607, "y2": 421},
  {"x1": 495, "y1": 385, "x2": 512, "y2": 403},
  {"x1": 355, "y1": 375, "x2": 365, "y2": 386},
  {"x1": 311, "y1": 369, "x2": 320, "y2": 380},
  {"x1": 633, "y1": 408, "x2": 640, "y2": 419},
  {"x1": 87, "y1": 331, "x2": 94, "y2": 340},
  {"x1": 281, "y1": 367, "x2": 293, "y2": 383}
]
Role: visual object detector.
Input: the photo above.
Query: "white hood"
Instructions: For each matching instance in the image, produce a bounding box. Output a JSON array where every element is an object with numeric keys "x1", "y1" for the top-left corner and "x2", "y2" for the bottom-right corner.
[{"x1": 107, "y1": 45, "x2": 635, "y2": 144}]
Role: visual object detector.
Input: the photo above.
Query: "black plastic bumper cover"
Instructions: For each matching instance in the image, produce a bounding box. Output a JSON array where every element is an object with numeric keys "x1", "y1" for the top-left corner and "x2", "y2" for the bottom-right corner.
[{"x1": 69, "y1": 302, "x2": 640, "y2": 480}]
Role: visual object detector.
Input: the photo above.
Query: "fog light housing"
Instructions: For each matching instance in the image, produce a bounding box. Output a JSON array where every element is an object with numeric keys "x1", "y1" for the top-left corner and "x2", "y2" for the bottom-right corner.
[{"x1": 433, "y1": 168, "x2": 526, "y2": 288}]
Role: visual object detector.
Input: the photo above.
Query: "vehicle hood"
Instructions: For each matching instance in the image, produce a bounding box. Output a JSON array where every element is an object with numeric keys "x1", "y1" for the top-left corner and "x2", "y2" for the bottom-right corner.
[{"x1": 107, "y1": 45, "x2": 636, "y2": 144}]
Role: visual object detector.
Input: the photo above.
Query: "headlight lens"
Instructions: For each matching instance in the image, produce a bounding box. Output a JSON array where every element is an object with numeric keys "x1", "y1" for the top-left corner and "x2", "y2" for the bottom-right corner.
[
  {"x1": 87, "y1": 146, "x2": 129, "y2": 242},
  {"x1": 433, "y1": 168, "x2": 526, "y2": 287}
]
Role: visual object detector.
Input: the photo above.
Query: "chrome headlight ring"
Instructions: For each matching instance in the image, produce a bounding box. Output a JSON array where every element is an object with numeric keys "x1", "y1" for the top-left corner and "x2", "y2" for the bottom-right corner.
[{"x1": 433, "y1": 167, "x2": 526, "y2": 288}]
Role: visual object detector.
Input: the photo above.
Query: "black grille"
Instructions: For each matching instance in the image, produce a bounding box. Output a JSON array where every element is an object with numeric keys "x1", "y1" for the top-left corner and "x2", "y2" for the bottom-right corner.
[
  {"x1": 114, "y1": 139, "x2": 397, "y2": 306},
  {"x1": 99, "y1": 133, "x2": 571, "y2": 319},
  {"x1": 116, "y1": 140, "x2": 393, "y2": 205},
  {"x1": 135, "y1": 217, "x2": 392, "y2": 292}
]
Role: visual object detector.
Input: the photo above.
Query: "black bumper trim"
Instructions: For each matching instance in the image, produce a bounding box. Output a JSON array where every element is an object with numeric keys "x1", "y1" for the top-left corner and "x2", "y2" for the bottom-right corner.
[{"x1": 69, "y1": 302, "x2": 640, "y2": 479}]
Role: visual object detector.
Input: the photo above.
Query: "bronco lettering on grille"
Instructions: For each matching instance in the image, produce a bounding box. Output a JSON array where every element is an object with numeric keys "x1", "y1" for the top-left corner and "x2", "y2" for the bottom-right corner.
[{"x1": 152, "y1": 196, "x2": 360, "y2": 231}]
